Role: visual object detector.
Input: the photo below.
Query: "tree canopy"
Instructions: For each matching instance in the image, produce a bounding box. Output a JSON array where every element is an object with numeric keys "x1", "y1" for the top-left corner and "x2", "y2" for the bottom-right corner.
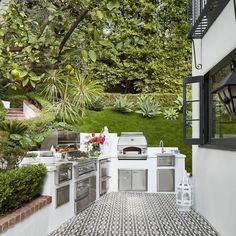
[{"x1": 0, "y1": 0, "x2": 191, "y2": 94}]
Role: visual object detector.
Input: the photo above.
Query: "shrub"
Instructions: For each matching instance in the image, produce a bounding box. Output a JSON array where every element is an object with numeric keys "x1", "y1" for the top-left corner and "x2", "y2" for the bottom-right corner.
[
  {"x1": 7, "y1": 95, "x2": 27, "y2": 108},
  {"x1": 104, "y1": 93, "x2": 180, "y2": 107},
  {"x1": 88, "y1": 96, "x2": 105, "y2": 111},
  {"x1": 163, "y1": 107, "x2": 179, "y2": 120},
  {"x1": 174, "y1": 95, "x2": 183, "y2": 112},
  {"x1": 136, "y1": 95, "x2": 161, "y2": 118},
  {"x1": 0, "y1": 164, "x2": 47, "y2": 214},
  {"x1": 0, "y1": 120, "x2": 28, "y2": 135},
  {"x1": 113, "y1": 96, "x2": 133, "y2": 113}
]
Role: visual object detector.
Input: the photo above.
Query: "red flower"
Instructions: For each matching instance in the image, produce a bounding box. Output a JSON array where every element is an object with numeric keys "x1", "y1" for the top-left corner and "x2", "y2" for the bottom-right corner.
[{"x1": 88, "y1": 133, "x2": 105, "y2": 145}]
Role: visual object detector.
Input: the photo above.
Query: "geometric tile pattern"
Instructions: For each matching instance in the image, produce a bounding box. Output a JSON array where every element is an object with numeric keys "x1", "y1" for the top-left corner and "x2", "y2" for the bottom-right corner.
[{"x1": 48, "y1": 192, "x2": 220, "y2": 236}]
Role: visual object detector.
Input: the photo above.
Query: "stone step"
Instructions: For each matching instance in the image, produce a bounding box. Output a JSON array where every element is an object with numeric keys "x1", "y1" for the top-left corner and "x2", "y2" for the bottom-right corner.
[
  {"x1": 7, "y1": 112, "x2": 25, "y2": 116},
  {"x1": 6, "y1": 107, "x2": 25, "y2": 120}
]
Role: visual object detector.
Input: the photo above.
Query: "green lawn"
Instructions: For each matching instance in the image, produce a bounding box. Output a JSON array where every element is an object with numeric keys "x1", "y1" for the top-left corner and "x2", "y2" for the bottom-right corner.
[{"x1": 77, "y1": 108, "x2": 192, "y2": 172}]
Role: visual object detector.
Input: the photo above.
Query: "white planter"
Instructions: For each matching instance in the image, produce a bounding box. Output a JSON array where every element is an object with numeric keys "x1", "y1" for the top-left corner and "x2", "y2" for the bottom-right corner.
[{"x1": 2, "y1": 100, "x2": 10, "y2": 109}]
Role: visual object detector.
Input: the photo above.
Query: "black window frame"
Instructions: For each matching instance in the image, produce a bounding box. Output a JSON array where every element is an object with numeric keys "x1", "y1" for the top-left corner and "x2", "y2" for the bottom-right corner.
[
  {"x1": 183, "y1": 49, "x2": 236, "y2": 150},
  {"x1": 207, "y1": 64, "x2": 236, "y2": 150},
  {"x1": 183, "y1": 75, "x2": 204, "y2": 145}
]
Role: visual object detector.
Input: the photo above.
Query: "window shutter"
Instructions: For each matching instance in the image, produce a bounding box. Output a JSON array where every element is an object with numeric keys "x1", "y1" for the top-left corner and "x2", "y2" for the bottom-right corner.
[{"x1": 183, "y1": 76, "x2": 204, "y2": 145}]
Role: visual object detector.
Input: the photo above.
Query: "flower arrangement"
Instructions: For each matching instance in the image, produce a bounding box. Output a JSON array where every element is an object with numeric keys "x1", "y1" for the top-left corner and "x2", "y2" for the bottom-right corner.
[
  {"x1": 86, "y1": 133, "x2": 105, "y2": 156},
  {"x1": 88, "y1": 133, "x2": 105, "y2": 146}
]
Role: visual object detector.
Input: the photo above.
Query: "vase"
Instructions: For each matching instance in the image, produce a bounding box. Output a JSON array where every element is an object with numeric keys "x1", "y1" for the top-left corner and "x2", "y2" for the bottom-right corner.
[{"x1": 90, "y1": 144, "x2": 100, "y2": 157}]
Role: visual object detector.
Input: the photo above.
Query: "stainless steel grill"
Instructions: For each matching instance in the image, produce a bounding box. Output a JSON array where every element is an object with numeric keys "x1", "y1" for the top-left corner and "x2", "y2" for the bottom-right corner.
[
  {"x1": 117, "y1": 132, "x2": 147, "y2": 160},
  {"x1": 41, "y1": 131, "x2": 80, "y2": 151}
]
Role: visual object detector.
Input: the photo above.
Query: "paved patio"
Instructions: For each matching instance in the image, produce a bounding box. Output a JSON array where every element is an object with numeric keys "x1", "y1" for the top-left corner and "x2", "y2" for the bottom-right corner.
[{"x1": 48, "y1": 192, "x2": 220, "y2": 236}]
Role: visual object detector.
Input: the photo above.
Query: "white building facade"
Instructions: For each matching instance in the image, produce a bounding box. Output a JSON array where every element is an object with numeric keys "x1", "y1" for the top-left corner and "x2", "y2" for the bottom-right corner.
[{"x1": 186, "y1": 1, "x2": 236, "y2": 236}]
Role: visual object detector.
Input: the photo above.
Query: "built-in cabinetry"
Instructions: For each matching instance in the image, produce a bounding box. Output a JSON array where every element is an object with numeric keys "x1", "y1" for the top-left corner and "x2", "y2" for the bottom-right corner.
[
  {"x1": 118, "y1": 169, "x2": 147, "y2": 191},
  {"x1": 157, "y1": 169, "x2": 175, "y2": 192},
  {"x1": 157, "y1": 154, "x2": 175, "y2": 192}
]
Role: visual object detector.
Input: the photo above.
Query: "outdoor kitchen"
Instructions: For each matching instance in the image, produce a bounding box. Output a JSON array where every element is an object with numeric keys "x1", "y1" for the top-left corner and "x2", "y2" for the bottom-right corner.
[{"x1": 19, "y1": 129, "x2": 186, "y2": 234}]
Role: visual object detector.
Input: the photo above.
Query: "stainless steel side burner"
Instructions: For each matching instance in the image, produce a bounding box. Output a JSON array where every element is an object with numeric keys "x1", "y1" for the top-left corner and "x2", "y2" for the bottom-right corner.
[
  {"x1": 117, "y1": 132, "x2": 147, "y2": 160},
  {"x1": 74, "y1": 159, "x2": 97, "y2": 178}
]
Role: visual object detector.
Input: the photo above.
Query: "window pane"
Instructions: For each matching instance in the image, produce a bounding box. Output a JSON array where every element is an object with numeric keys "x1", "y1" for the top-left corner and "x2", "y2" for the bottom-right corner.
[
  {"x1": 185, "y1": 120, "x2": 200, "y2": 139},
  {"x1": 212, "y1": 95, "x2": 236, "y2": 138},
  {"x1": 212, "y1": 64, "x2": 231, "y2": 90},
  {"x1": 231, "y1": 86, "x2": 236, "y2": 97}
]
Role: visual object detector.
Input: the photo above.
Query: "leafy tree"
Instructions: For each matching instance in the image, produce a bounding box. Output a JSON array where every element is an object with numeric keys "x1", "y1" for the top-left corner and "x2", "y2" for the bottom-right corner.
[
  {"x1": 87, "y1": 0, "x2": 191, "y2": 93},
  {"x1": 0, "y1": 0, "x2": 191, "y2": 95}
]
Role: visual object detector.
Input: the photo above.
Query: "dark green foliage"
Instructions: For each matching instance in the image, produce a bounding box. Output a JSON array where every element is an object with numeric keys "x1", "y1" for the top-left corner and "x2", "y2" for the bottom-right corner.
[
  {"x1": 0, "y1": 120, "x2": 28, "y2": 135},
  {"x1": 103, "y1": 93, "x2": 180, "y2": 107},
  {"x1": 7, "y1": 95, "x2": 27, "y2": 108},
  {"x1": 0, "y1": 0, "x2": 190, "y2": 95},
  {"x1": 113, "y1": 96, "x2": 133, "y2": 113},
  {"x1": 136, "y1": 96, "x2": 161, "y2": 117},
  {"x1": 0, "y1": 140, "x2": 26, "y2": 169},
  {"x1": 88, "y1": 96, "x2": 105, "y2": 111},
  {"x1": 88, "y1": 0, "x2": 191, "y2": 93},
  {"x1": 163, "y1": 107, "x2": 179, "y2": 120},
  {"x1": 0, "y1": 164, "x2": 47, "y2": 214},
  {"x1": 0, "y1": 101, "x2": 6, "y2": 121}
]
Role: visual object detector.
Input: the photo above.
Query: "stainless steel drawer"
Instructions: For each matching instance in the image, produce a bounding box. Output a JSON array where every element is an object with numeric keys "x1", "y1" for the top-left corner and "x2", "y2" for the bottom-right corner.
[
  {"x1": 56, "y1": 185, "x2": 70, "y2": 207},
  {"x1": 157, "y1": 169, "x2": 175, "y2": 192}
]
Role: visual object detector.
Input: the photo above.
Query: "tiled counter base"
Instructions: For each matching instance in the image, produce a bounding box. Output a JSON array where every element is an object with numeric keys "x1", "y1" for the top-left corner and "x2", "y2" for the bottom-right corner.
[{"x1": 0, "y1": 196, "x2": 52, "y2": 234}]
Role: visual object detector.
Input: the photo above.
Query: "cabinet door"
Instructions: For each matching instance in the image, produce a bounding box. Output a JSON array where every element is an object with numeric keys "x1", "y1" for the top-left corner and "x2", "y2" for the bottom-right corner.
[
  {"x1": 157, "y1": 169, "x2": 175, "y2": 192},
  {"x1": 118, "y1": 170, "x2": 132, "y2": 191},
  {"x1": 132, "y1": 170, "x2": 147, "y2": 191},
  {"x1": 89, "y1": 175, "x2": 96, "y2": 202}
]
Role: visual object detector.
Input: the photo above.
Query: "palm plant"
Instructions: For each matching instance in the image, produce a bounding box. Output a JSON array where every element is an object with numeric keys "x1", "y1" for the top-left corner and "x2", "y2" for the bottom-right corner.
[
  {"x1": 72, "y1": 73, "x2": 103, "y2": 116},
  {"x1": 47, "y1": 71, "x2": 103, "y2": 122},
  {"x1": 0, "y1": 120, "x2": 28, "y2": 135},
  {"x1": 39, "y1": 70, "x2": 65, "y2": 104}
]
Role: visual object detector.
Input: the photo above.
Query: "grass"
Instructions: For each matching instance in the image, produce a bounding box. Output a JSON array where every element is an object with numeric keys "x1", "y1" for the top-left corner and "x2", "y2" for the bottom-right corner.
[{"x1": 77, "y1": 108, "x2": 192, "y2": 172}]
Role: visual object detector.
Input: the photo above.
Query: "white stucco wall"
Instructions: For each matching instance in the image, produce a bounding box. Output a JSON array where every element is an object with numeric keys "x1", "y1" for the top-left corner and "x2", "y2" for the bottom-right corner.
[
  {"x1": 192, "y1": 1, "x2": 236, "y2": 236},
  {"x1": 23, "y1": 101, "x2": 39, "y2": 118},
  {"x1": 3, "y1": 205, "x2": 50, "y2": 236}
]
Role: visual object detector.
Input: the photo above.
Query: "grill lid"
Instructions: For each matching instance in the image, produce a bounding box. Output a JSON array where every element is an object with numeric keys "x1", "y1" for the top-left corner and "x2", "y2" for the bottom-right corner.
[{"x1": 118, "y1": 132, "x2": 147, "y2": 147}]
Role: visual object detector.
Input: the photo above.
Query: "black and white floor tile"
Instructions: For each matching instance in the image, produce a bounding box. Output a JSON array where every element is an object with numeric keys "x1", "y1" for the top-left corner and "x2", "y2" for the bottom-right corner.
[{"x1": 48, "y1": 192, "x2": 220, "y2": 236}]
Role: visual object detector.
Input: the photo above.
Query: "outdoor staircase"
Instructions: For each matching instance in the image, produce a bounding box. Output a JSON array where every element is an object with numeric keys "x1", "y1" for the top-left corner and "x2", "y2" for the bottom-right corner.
[{"x1": 6, "y1": 106, "x2": 25, "y2": 120}]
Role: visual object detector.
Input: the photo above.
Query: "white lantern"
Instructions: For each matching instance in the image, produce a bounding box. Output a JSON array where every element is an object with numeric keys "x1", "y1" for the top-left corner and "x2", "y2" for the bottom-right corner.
[{"x1": 176, "y1": 171, "x2": 193, "y2": 211}]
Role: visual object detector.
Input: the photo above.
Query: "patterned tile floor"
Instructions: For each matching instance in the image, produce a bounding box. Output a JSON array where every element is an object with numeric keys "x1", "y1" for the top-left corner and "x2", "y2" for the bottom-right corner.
[{"x1": 48, "y1": 192, "x2": 220, "y2": 236}]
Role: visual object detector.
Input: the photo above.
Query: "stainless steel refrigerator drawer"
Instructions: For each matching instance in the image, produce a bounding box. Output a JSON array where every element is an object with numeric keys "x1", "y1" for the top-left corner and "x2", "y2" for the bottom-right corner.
[{"x1": 157, "y1": 169, "x2": 175, "y2": 192}]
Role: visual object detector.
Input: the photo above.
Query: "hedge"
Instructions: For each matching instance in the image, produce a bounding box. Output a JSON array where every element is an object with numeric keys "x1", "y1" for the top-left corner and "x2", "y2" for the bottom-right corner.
[
  {"x1": 103, "y1": 93, "x2": 180, "y2": 107},
  {"x1": 0, "y1": 164, "x2": 47, "y2": 214}
]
